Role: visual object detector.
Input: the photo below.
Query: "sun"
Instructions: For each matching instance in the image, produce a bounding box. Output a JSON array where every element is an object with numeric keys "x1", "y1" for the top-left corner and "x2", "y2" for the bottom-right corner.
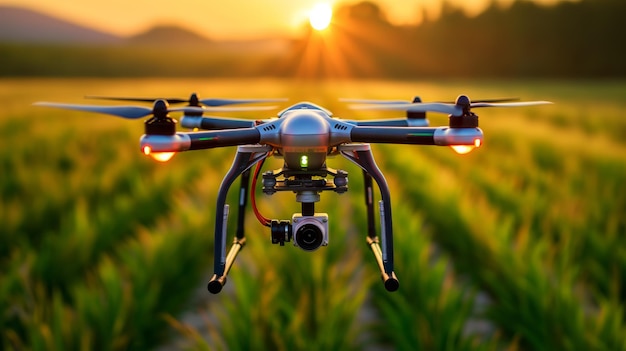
[{"x1": 309, "y1": 3, "x2": 333, "y2": 31}]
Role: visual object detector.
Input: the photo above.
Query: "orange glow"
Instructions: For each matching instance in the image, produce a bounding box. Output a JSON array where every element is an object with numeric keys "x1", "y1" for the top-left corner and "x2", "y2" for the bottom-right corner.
[
  {"x1": 142, "y1": 145, "x2": 175, "y2": 162},
  {"x1": 149, "y1": 152, "x2": 176, "y2": 162},
  {"x1": 452, "y1": 138, "x2": 482, "y2": 154},
  {"x1": 450, "y1": 145, "x2": 475, "y2": 154}
]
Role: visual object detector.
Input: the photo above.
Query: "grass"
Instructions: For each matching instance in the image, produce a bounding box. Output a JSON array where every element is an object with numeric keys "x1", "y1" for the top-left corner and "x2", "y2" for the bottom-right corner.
[{"x1": 1, "y1": 78, "x2": 625, "y2": 350}]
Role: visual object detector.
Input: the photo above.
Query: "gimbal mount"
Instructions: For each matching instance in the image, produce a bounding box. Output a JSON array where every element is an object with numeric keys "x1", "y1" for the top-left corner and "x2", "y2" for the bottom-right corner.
[{"x1": 207, "y1": 143, "x2": 399, "y2": 294}]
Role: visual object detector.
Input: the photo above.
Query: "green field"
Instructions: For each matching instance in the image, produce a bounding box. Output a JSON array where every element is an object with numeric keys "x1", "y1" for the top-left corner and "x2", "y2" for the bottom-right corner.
[{"x1": 1, "y1": 78, "x2": 625, "y2": 350}]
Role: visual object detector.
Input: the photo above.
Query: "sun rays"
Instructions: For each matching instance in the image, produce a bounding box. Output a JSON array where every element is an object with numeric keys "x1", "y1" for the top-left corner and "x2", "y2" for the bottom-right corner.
[{"x1": 290, "y1": 4, "x2": 392, "y2": 79}]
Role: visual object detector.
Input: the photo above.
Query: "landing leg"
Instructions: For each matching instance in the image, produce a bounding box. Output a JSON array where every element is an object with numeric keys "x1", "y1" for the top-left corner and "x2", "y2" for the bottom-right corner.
[
  {"x1": 207, "y1": 145, "x2": 271, "y2": 294},
  {"x1": 236, "y1": 170, "x2": 251, "y2": 240},
  {"x1": 363, "y1": 171, "x2": 376, "y2": 239},
  {"x1": 341, "y1": 144, "x2": 399, "y2": 292}
]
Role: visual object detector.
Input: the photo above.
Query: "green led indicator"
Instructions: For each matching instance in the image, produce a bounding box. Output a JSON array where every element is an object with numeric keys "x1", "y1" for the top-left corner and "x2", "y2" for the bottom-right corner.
[{"x1": 300, "y1": 155, "x2": 308, "y2": 168}]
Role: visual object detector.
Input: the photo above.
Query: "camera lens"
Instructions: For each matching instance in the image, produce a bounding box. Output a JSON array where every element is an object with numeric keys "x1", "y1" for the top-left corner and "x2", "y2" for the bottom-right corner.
[{"x1": 295, "y1": 223, "x2": 323, "y2": 251}]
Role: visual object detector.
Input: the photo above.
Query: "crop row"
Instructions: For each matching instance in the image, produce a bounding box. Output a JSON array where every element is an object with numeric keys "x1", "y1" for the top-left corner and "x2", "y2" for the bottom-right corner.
[{"x1": 2, "y1": 79, "x2": 625, "y2": 350}]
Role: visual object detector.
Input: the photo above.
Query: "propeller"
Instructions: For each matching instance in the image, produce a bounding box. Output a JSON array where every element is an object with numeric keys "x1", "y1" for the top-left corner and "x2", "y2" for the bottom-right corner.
[
  {"x1": 349, "y1": 95, "x2": 552, "y2": 116},
  {"x1": 341, "y1": 97, "x2": 519, "y2": 105},
  {"x1": 86, "y1": 93, "x2": 287, "y2": 107},
  {"x1": 33, "y1": 100, "x2": 269, "y2": 119}
]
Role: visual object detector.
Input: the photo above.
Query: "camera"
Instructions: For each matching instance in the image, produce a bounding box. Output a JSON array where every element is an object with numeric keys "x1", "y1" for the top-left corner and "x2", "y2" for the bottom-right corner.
[{"x1": 291, "y1": 213, "x2": 329, "y2": 251}]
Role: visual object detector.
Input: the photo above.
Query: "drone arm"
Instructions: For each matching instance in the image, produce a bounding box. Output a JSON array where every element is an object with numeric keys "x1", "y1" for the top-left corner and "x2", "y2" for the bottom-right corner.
[
  {"x1": 349, "y1": 126, "x2": 484, "y2": 146},
  {"x1": 140, "y1": 128, "x2": 261, "y2": 153},
  {"x1": 180, "y1": 116, "x2": 256, "y2": 130},
  {"x1": 350, "y1": 126, "x2": 437, "y2": 145},
  {"x1": 187, "y1": 129, "x2": 260, "y2": 150},
  {"x1": 344, "y1": 118, "x2": 429, "y2": 127}
]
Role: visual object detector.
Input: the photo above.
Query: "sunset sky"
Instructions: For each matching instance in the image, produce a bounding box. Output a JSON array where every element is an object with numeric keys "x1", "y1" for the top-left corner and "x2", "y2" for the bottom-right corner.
[{"x1": 0, "y1": 0, "x2": 572, "y2": 39}]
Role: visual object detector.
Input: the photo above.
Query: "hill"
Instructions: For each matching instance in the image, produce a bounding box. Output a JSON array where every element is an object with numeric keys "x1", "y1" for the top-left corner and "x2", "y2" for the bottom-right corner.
[
  {"x1": 127, "y1": 25, "x2": 211, "y2": 47},
  {"x1": 0, "y1": 5, "x2": 121, "y2": 44}
]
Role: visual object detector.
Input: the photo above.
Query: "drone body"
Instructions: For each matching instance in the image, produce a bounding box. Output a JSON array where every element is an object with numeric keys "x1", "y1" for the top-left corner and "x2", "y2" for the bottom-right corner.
[{"x1": 35, "y1": 93, "x2": 550, "y2": 294}]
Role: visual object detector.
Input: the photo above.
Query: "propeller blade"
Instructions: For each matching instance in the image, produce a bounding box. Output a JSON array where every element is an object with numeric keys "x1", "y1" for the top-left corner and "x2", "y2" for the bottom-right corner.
[
  {"x1": 469, "y1": 98, "x2": 520, "y2": 103},
  {"x1": 349, "y1": 99, "x2": 551, "y2": 115},
  {"x1": 159, "y1": 104, "x2": 279, "y2": 112},
  {"x1": 85, "y1": 96, "x2": 189, "y2": 104},
  {"x1": 86, "y1": 96, "x2": 287, "y2": 107},
  {"x1": 34, "y1": 102, "x2": 153, "y2": 119},
  {"x1": 169, "y1": 106, "x2": 277, "y2": 115},
  {"x1": 199, "y1": 105, "x2": 278, "y2": 112},
  {"x1": 350, "y1": 102, "x2": 462, "y2": 115},
  {"x1": 35, "y1": 101, "x2": 279, "y2": 120},
  {"x1": 434, "y1": 97, "x2": 521, "y2": 104},
  {"x1": 342, "y1": 97, "x2": 519, "y2": 105},
  {"x1": 339, "y1": 98, "x2": 408, "y2": 104},
  {"x1": 199, "y1": 98, "x2": 288, "y2": 107},
  {"x1": 470, "y1": 101, "x2": 553, "y2": 108}
]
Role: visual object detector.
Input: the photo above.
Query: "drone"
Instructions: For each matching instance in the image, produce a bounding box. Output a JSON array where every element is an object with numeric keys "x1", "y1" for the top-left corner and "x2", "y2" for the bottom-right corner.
[{"x1": 35, "y1": 93, "x2": 550, "y2": 294}]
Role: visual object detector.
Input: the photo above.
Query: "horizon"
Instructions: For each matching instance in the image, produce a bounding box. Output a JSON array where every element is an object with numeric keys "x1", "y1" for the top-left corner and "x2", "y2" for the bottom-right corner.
[{"x1": 0, "y1": 0, "x2": 574, "y2": 40}]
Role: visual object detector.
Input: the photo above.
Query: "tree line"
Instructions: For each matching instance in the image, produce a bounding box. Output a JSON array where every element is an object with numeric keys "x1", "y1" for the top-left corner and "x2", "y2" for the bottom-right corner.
[
  {"x1": 281, "y1": 0, "x2": 626, "y2": 78},
  {"x1": 1, "y1": 0, "x2": 624, "y2": 78}
]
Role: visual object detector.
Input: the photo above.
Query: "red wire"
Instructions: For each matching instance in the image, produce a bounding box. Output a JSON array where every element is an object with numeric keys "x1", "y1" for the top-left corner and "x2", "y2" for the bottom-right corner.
[{"x1": 251, "y1": 156, "x2": 271, "y2": 227}]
